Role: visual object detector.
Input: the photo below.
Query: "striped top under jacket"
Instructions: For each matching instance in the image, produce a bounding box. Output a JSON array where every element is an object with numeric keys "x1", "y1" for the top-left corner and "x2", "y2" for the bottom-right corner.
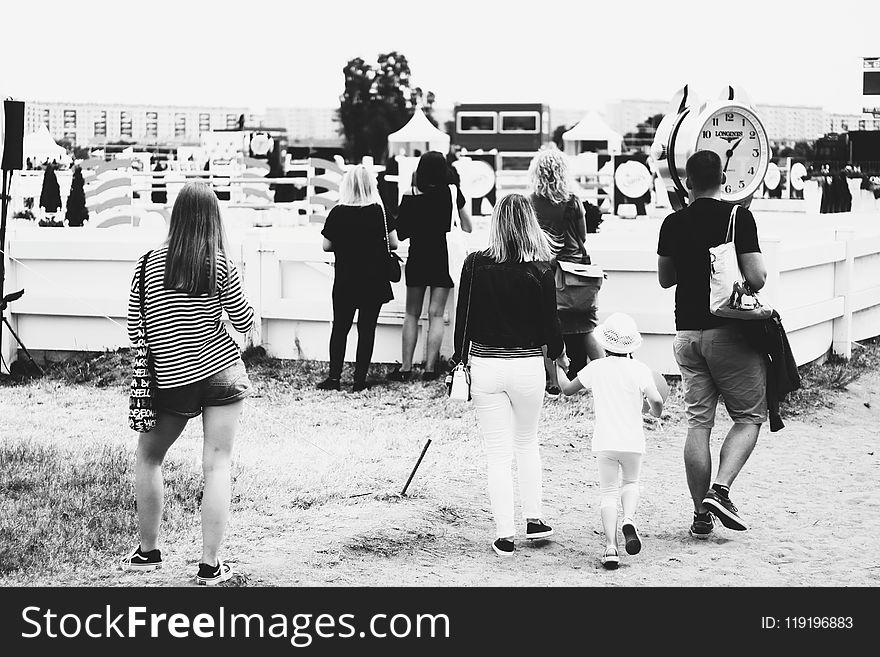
[{"x1": 127, "y1": 247, "x2": 254, "y2": 389}]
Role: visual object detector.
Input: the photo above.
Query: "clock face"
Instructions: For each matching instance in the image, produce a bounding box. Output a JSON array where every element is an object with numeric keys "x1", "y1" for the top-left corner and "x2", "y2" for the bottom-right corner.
[{"x1": 694, "y1": 105, "x2": 769, "y2": 201}]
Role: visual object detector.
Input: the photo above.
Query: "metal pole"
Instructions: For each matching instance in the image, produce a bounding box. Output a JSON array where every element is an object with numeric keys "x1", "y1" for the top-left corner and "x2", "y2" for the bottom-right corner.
[{"x1": 400, "y1": 438, "x2": 432, "y2": 496}]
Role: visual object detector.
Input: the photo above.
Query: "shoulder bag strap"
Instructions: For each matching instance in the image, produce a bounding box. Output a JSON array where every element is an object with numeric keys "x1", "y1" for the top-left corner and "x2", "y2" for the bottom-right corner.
[
  {"x1": 461, "y1": 254, "x2": 475, "y2": 365},
  {"x1": 139, "y1": 250, "x2": 153, "y2": 343},
  {"x1": 726, "y1": 205, "x2": 738, "y2": 244},
  {"x1": 379, "y1": 203, "x2": 391, "y2": 254}
]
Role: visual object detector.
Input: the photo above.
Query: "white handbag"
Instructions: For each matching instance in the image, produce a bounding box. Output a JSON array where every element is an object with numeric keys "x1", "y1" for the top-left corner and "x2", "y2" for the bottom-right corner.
[
  {"x1": 446, "y1": 255, "x2": 474, "y2": 402},
  {"x1": 708, "y1": 205, "x2": 773, "y2": 320},
  {"x1": 446, "y1": 184, "x2": 469, "y2": 287}
]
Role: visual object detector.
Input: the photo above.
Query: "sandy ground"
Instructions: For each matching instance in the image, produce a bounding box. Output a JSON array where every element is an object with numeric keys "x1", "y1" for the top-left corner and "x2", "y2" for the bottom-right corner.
[{"x1": 45, "y1": 366, "x2": 876, "y2": 589}]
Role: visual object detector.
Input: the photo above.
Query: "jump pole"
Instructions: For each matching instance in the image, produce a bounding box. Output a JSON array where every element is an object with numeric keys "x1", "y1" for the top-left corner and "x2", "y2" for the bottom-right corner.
[{"x1": 400, "y1": 438, "x2": 432, "y2": 496}]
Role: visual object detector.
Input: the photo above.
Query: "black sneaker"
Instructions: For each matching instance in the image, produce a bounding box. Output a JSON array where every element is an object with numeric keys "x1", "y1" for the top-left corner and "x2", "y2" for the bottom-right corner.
[
  {"x1": 545, "y1": 385, "x2": 561, "y2": 398},
  {"x1": 492, "y1": 538, "x2": 515, "y2": 557},
  {"x1": 119, "y1": 546, "x2": 162, "y2": 571},
  {"x1": 621, "y1": 520, "x2": 641, "y2": 555},
  {"x1": 601, "y1": 546, "x2": 619, "y2": 569},
  {"x1": 387, "y1": 368, "x2": 412, "y2": 382},
  {"x1": 196, "y1": 559, "x2": 234, "y2": 586},
  {"x1": 689, "y1": 511, "x2": 715, "y2": 539},
  {"x1": 421, "y1": 371, "x2": 440, "y2": 382},
  {"x1": 351, "y1": 380, "x2": 370, "y2": 392},
  {"x1": 702, "y1": 489, "x2": 748, "y2": 531},
  {"x1": 316, "y1": 377, "x2": 341, "y2": 391},
  {"x1": 526, "y1": 520, "x2": 554, "y2": 540}
]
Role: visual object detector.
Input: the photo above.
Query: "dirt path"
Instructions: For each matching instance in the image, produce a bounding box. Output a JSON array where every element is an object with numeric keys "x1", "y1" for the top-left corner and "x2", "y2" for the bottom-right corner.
[{"x1": 102, "y1": 368, "x2": 880, "y2": 588}]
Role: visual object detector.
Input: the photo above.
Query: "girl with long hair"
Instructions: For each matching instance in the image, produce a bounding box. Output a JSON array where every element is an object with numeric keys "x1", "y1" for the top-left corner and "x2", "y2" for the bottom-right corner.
[
  {"x1": 390, "y1": 151, "x2": 472, "y2": 382},
  {"x1": 316, "y1": 165, "x2": 398, "y2": 392},
  {"x1": 452, "y1": 193, "x2": 568, "y2": 556},
  {"x1": 528, "y1": 146, "x2": 604, "y2": 394},
  {"x1": 120, "y1": 181, "x2": 254, "y2": 585}
]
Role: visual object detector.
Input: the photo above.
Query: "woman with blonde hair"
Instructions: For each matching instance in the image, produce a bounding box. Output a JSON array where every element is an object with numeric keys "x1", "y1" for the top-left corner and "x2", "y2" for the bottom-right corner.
[
  {"x1": 120, "y1": 181, "x2": 254, "y2": 585},
  {"x1": 528, "y1": 146, "x2": 604, "y2": 394},
  {"x1": 317, "y1": 164, "x2": 399, "y2": 392},
  {"x1": 452, "y1": 193, "x2": 568, "y2": 556}
]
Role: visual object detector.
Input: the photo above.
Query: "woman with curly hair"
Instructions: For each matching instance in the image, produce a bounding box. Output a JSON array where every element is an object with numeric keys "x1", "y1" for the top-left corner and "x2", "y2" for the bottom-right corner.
[{"x1": 528, "y1": 146, "x2": 604, "y2": 393}]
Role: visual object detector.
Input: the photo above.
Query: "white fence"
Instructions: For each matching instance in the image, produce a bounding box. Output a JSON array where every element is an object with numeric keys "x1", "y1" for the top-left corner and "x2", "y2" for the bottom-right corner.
[{"x1": 3, "y1": 209, "x2": 880, "y2": 376}]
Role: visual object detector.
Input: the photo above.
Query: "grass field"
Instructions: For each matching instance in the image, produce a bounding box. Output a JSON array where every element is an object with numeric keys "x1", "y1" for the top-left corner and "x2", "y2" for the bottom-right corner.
[{"x1": 1, "y1": 340, "x2": 878, "y2": 586}]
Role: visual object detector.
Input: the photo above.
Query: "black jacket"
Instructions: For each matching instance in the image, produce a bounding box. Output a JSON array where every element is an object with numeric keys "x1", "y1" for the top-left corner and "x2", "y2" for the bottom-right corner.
[
  {"x1": 453, "y1": 251, "x2": 563, "y2": 362},
  {"x1": 742, "y1": 310, "x2": 801, "y2": 432}
]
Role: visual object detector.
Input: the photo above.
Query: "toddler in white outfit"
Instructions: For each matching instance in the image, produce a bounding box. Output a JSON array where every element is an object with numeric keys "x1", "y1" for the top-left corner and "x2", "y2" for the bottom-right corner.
[{"x1": 557, "y1": 313, "x2": 664, "y2": 569}]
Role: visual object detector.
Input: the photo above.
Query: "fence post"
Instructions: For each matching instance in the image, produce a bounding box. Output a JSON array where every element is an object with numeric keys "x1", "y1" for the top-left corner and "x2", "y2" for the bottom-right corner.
[
  {"x1": 759, "y1": 234, "x2": 782, "y2": 312},
  {"x1": 242, "y1": 229, "x2": 263, "y2": 350},
  {"x1": 832, "y1": 227, "x2": 856, "y2": 359}
]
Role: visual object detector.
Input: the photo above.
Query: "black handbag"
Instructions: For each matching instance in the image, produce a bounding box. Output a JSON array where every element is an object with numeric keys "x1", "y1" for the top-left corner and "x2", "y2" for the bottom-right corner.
[
  {"x1": 128, "y1": 251, "x2": 157, "y2": 433},
  {"x1": 381, "y1": 204, "x2": 403, "y2": 283}
]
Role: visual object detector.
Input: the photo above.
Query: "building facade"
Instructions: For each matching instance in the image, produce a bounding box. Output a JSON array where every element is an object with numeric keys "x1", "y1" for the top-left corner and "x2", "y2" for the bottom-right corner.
[
  {"x1": 23, "y1": 100, "x2": 259, "y2": 146},
  {"x1": 263, "y1": 107, "x2": 342, "y2": 145}
]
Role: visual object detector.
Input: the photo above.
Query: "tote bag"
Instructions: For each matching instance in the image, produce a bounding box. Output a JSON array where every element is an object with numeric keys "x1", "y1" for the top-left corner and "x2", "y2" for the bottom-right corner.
[
  {"x1": 708, "y1": 206, "x2": 773, "y2": 320},
  {"x1": 554, "y1": 197, "x2": 604, "y2": 312},
  {"x1": 446, "y1": 185, "x2": 469, "y2": 287},
  {"x1": 129, "y1": 251, "x2": 157, "y2": 432}
]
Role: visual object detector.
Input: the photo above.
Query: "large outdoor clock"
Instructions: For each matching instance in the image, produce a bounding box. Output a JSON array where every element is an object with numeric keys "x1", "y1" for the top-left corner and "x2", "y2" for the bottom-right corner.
[{"x1": 651, "y1": 85, "x2": 770, "y2": 210}]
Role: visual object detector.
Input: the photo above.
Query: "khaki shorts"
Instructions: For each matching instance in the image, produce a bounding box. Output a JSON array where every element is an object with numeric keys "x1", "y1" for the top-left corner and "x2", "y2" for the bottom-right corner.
[{"x1": 673, "y1": 325, "x2": 767, "y2": 429}]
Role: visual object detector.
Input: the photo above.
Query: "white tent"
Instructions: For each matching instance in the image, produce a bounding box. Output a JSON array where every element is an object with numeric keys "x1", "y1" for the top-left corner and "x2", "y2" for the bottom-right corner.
[
  {"x1": 562, "y1": 112, "x2": 623, "y2": 155},
  {"x1": 23, "y1": 124, "x2": 71, "y2": 165},
  {"x1": 387, "y1": 108, "x2": 450, "y2": 157}
]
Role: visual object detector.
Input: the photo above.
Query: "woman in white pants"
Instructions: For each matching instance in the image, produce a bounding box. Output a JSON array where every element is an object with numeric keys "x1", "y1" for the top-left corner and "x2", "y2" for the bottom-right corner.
[{"x1": 452, "y1": 194, "x2": 568, "y2": 556}]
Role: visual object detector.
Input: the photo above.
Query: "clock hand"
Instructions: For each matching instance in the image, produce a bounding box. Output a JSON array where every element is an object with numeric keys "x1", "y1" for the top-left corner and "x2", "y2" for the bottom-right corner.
[{"x1": 723, "y1": 137, "x2": 744, "y2": 172}]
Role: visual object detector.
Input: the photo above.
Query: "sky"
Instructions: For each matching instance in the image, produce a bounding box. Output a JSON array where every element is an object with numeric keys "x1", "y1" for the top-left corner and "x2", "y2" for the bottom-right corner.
[{"x1": 2, "y1": 0, "x2": 877, "y2": 114}]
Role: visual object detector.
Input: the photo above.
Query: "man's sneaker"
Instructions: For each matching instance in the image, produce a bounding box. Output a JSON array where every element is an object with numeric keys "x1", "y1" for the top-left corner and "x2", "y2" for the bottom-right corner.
[
  {"x1": 702, "y1": 489, "x2": 748, "y2": 531},
  {"x1": 601, "y1": 546, "x2": 619, "y2": 570},
  {"x1": 526, "y1": 520, "x2": 554, "y2": 540},
  {"x1": 492, "y1": 538, "x2": 515, "y2": 557},
  {"x1": 545, "y1": 385, "x2": 561, "y2": 398},
  {"x1": 351, "y1": 380, "x2": 370, "y2": 392},
  {"x1": 196, "y1": 559, "x2": 234, "y2": 585},
  {"x1": 316, "y1": 377, "x2": 341, "y2": 391},
  {"x1": 689, "y1": 512, "x2": 715, "y2": 539},
  {"x1": 119, "y1": 546, "x2": 162, "y2": 571},
  {"x1": 621, "y1": 519, "x2": 641, "y2": 555}
]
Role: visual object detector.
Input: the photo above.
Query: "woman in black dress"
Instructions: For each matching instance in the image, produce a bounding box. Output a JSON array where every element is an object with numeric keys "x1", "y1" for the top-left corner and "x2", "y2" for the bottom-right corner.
[
  {"x1": 317, "y1": 165, "x2": 398, "y2": 392},
  {"x1": 389, "y1": 151, "x2": 472, "y2": 381}
]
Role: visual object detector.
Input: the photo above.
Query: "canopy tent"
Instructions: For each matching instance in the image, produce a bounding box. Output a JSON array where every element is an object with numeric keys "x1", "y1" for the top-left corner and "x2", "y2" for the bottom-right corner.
[
  {"x1": 387, "y1": 108, "x2": 450, "y2": 157},
  {"x1": 562, "y1": 112, "x2": 623, "y2": 155},
  {"x1": 23, "y1": 124, "x2": 71, "y2": 165}
]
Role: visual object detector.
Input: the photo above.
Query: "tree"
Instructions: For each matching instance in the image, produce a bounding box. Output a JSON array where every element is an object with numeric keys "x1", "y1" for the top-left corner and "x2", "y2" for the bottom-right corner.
[
  {"x1": 551, "y1": 124, "x2": 568, "y2": 150},
  {"x1": 65, "y1": 166, "x2": 89, "y2": 226},
  {"x1": 338, "y1": 51, "x2": 438, "y2": 161},
  {"x1": 623, "y1": 113, "x2": 664, "y2": 153},
  {"x1": 39, "y1": 164, "x2": 62, "y2": 213},
  {"x1": 55, "y1": 138, "x2": 90, "y2": 161},
  {"x1": 775, "y1": 141, "x2": 815, "y2": 160}
]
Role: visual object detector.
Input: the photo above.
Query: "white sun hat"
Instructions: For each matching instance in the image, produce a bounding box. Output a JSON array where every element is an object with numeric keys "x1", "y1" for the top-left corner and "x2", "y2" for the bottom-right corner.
[{"x1": 595, "y1": 312, "x2": 643, "y2": 354}]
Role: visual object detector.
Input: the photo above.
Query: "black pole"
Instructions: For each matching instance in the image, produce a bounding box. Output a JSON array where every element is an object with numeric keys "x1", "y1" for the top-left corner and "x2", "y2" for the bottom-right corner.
[
  {"x1": 0, "y1": 169, "x2": 8, "y2": 368},
  {"x1": 400, "y1": 438, "x2": 432, "y2": 497}
]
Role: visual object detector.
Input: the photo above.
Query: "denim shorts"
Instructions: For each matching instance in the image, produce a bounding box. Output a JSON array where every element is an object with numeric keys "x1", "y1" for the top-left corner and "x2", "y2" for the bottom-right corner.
[
  {"x1": 155, "y1": 360, "x2": 252, "y2": 418},
  {"x1": 673, "y1": 325, "x2": 767, "y2": 429}
]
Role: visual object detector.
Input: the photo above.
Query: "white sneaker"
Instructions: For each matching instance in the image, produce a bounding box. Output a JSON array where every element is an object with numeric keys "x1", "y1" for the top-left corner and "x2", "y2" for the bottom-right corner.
[{"x1": 601, "y1": 546, "x2": 619, "y2": 570}]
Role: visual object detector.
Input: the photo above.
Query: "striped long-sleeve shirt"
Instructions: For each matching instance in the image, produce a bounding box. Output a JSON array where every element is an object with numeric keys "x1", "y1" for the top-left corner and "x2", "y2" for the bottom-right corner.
[{"x1": 127, "y1": 246, "x2": 254, "y2": 389}]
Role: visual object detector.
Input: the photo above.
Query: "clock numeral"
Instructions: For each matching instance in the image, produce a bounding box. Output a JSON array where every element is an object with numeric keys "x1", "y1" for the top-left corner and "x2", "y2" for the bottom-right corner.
[
  {"x1": 702, "y1": 130, "x2": 712, "y2": 139},
  {"x1": 725, "y1": 113, "x2": 734, "y2": 121},
  {"x1": 724, "y1": 184, "x2": 732, "y2": 193},
  {"x1": 739, "y1": 180, "x2": 745, "y2": 188},
  {"x1": 752, "y1": 149, "x2": 760, "y2": 157},
  {"x1": 748, "y1": 166, "x2": 755, "y2": 175},
  {"x1": 712, "y1": 118, "x2": 719, "y2": 126},
  {"x1": 749, "y1": 130, "x2": 756, "y2": 138},
  {"x1": 742, "y1": 118, "x2": 746, "y2": 126}
]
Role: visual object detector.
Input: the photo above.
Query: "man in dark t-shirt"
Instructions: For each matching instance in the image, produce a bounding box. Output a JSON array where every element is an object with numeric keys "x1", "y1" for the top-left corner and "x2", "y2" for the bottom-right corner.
[{"x1": 657, "y1": 150, "x2": 768, "y2": 538}]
